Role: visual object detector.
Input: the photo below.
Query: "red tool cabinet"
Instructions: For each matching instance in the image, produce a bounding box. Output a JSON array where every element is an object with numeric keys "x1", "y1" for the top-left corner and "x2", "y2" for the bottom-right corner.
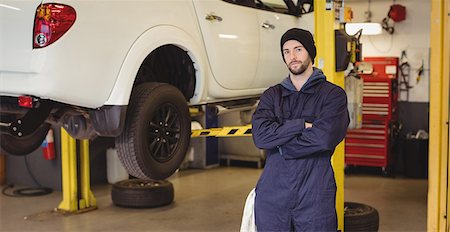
[{"x1": 345, "y1": 57, "x2": 399, "y2": 173}]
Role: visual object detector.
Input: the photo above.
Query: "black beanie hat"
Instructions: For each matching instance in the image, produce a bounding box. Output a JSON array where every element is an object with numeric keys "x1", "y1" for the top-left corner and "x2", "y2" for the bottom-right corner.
[{"x1": 280, "y1": 28, "x2": 316, "y2": 63}]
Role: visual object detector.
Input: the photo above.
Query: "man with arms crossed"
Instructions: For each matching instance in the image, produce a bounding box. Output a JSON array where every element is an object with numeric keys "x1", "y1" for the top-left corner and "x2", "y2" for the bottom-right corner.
[{"x1": 252, "y1": 28, "x2": 350, "y2": 231}]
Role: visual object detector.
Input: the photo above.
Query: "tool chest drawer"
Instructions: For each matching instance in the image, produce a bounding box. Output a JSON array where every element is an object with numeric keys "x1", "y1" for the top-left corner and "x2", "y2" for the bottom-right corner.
[
  {"x1": 362, "y1": 79, "x2": 397, "y2": 121},
  {"x1": 345, "y1": 122, "x2": 389, "y2": 167}
]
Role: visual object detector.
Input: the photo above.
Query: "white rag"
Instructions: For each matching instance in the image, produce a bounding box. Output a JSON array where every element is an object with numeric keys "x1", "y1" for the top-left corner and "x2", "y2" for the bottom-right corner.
[{"x1": 240, "y1": 188, "x2": 257, "y2": 232}]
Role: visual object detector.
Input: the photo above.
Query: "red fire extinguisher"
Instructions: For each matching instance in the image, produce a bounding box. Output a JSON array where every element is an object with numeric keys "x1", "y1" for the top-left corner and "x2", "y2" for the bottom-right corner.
[{"x1": 41, "y1": 129, "x2": 55, "y2": 160}]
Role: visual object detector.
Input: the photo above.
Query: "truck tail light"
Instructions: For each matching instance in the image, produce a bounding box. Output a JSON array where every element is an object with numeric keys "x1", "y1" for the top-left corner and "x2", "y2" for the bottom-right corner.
[{"x1": 33, "y1": 3, "x2": 76, "y2": 48}]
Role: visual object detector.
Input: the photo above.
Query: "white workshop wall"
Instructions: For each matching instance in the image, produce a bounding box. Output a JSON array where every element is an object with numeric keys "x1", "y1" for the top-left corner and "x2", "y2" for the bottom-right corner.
[{"x1": 345, "y1": 0, "x2": 430, "y2": 102}]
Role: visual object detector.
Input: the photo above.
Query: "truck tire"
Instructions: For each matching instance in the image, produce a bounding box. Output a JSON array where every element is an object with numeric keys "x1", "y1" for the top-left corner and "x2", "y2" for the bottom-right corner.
[
  {"x1": 111, "y1": 179, "x2": 174, "y2": 208},
  {"x1": 0, "y1": 123, "x2": 50, "y2": 156},
  {"x1": 116, "y1": 83, "x2": 190, "y2": 180},
  {"x1": 344, "y1": 202, "x2": 379, "y2": 231}
]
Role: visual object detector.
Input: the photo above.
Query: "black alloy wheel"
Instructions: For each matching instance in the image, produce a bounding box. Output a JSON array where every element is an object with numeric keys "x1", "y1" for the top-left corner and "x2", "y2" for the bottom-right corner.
[{"x1": 148, "y1": 103, "x2": 182, "y2": 163}]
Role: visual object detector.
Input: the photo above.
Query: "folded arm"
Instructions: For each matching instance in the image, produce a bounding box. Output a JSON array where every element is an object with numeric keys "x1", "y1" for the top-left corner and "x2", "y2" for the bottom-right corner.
[
  {"x1": 251, "y1": 87, "x2": 305, "y2": 149},
  {"x1": 281, "y1": 87, "x2": 350, "y2": 159}
]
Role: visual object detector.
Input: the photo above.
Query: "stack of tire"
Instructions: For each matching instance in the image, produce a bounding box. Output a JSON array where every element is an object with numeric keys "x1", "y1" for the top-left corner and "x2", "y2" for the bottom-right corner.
[{"x1": 344, "y1": 202, "x2": 379, "y2": 231}]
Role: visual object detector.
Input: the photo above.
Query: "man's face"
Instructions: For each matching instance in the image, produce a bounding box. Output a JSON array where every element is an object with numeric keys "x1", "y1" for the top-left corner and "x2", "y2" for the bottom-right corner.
[{"x1": 282, "y1": 40, "x2": 312, "y2": 75}]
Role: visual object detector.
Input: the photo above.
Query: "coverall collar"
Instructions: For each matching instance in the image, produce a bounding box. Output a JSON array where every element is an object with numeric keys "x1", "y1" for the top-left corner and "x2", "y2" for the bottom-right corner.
[{"x1": 280, "y1": 67, "x2": 326, "y2": 96}]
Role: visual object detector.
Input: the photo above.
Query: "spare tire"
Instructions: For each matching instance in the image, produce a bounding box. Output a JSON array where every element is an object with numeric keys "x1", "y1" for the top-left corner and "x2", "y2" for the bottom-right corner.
[
  {"x1": 344, "y1": 202, "x2": 379, "y2": 232},
  {"x1": 111, "y1": 179, "x2": 174, "y2": 208}
]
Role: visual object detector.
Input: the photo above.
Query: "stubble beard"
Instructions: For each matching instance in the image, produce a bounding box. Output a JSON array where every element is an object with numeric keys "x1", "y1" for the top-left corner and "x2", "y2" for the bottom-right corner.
[{"x1": 288, "y1": 57, "x2": 311, "y2": 75}]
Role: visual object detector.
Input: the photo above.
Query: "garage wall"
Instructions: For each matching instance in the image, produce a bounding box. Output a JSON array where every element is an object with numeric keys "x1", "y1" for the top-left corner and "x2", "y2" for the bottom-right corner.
[
  {"x1": 345, "y1": 0, "x2": 430, "y2": 137},
  {"x1": 345, "y1": 0, "x2": 430, "y2": 103},
  {"x1": 6, "y1": 127, "x2": 63, "y2": 190}
]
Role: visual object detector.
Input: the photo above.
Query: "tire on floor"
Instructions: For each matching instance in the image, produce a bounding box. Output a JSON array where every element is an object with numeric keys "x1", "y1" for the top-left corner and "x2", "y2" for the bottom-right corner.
[
  {"x1": 344, "y1": 201, "x2": 379, "y2": 232},
  {"x1": 111, "y1": 179, "x2": 174, "y2": 208}
]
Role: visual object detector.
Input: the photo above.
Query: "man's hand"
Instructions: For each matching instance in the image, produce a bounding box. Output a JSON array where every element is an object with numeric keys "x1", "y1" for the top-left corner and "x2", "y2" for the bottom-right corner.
[{"x1": 305, "y1": 122, "x2": 313, "y2": 128}]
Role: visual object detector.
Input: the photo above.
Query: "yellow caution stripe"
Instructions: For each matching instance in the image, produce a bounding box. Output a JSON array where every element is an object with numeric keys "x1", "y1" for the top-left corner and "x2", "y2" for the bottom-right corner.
[{"x1": 191, "y1": 125, "x2": 252, "y2": 137}]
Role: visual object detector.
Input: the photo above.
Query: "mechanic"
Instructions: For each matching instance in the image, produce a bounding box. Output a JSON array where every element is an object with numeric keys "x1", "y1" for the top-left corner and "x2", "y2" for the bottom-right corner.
[{"x1": 251, "y1": 28, "x2": 350, "y2": 231}]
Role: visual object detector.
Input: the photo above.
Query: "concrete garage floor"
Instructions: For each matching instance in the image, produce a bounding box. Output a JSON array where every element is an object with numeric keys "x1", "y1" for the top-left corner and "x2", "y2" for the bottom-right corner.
[{"x1": 1, "y1": 166, "x2": 427, "y2": 232}]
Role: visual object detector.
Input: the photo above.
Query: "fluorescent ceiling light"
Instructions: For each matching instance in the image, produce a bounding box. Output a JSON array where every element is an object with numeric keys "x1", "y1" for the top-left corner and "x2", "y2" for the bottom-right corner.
[{"x1": 345, "y1": 22, "x2": 382, "y2": 35}]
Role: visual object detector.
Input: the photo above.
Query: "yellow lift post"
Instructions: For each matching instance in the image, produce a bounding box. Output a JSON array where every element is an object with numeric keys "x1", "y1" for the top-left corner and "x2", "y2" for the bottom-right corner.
[
  {"x1": 57, "y1": 128, "x2": 97, "y2": 213},
  {"x1": 314, "y1": 0, "x2": 346, "y2": 230},
  {"x1": 428, "y1": 0, "x2": 449, "y2": 230}
]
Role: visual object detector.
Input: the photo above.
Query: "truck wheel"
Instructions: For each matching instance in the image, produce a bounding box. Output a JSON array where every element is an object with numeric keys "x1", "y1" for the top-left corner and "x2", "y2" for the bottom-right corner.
[
  {"x1": 116, "y1": 83, "x2": 190, "y2": 180},
  {"x1": 0, "y1": 123, "x2": 50, "y2": 156},
  {"x1": 344, "y1": 202, "x2": 379, "y2": 231},
  {"x1": 111, "y1": 179, "x2": 174, "y2": 208}
]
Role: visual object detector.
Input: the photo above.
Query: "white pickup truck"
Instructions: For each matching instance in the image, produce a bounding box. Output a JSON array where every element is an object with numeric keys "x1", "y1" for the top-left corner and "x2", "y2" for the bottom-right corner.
[{"x1": 0, "y1": 0, "x2": 313, "y2": 180}]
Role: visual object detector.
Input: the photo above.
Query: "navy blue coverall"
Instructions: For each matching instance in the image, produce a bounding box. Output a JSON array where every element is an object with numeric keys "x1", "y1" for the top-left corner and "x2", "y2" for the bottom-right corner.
[{"x1": 252, "y1": 68, "x2": 350, "y2": 232}]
